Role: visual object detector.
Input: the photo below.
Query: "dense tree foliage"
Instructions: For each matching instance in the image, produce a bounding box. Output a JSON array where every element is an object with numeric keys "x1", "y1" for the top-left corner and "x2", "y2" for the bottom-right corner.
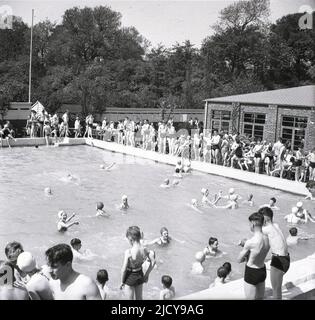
[{"x1": 0, "y1": 1, "x2": 313, "y2": 115}]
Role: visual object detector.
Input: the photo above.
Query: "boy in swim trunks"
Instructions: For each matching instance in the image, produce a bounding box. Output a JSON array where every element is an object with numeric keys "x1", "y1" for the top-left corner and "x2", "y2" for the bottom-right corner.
[
  {"x1": 238, "y1": 212, "x2": 270, "y2": 300},
  {"x1": 160, "y1": 275, "x2": 175, "y2": 300},
  {"x1": 57, "y1": 211, "x2": 79, "y2": 232},
  {"x1": 259, "y1": 206, "x2": 289, "y2": 299}
]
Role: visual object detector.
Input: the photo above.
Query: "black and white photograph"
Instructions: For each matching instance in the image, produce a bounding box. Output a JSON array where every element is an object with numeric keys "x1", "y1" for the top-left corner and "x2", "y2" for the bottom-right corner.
[{"x1": 0, "y1": 0, "x2": 315, "y2": 307}]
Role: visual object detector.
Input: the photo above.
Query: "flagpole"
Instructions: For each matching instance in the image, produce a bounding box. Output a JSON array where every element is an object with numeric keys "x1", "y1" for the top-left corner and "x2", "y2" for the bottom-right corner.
[{"x1": 28, "y1": 9, "x2": 34, "y2": 103}]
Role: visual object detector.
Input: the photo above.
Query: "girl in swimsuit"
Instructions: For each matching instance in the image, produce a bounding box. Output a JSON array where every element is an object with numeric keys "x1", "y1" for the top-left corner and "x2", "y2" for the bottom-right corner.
[{"x1": 120, "y1": 226, "x2": 155, "y2": 300}]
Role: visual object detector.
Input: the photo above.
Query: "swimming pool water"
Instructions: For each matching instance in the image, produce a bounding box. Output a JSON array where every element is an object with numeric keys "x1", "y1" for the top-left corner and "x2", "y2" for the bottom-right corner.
[{"x1": 0, "y1": 145, "x2": 314, "y2": 299}]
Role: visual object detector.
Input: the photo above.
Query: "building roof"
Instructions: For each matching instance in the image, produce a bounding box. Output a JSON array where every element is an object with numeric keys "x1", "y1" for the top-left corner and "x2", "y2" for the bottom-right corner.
[{"x1": 205, "y1": 85, "x2": 315, "y2": 107}]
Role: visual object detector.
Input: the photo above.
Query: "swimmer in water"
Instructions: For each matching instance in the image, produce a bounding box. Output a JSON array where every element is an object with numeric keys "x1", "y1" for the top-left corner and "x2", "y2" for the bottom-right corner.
[
  {"x1": 120, "y1": 195, "x2": 129, "y2": 210},
  {"x1": 189, "y1": 199, "x2": 203, "y2": 213},
  {"x1": 44, "y1": 187, "x2": 52, "y2": 196},
  {"x1": 214, "y1": 193, "x2": 239, "y2": 209},
  {"x1": 201, "y1": 188, "x2": 222, "y2": 207},
  {"x1": 191, "y1": 251, "x2": 205, "y2": 275},
  {"x1": 70, "y1": 238, "x2": 96, "y2": 261},
  {"x1": 57, "y1": 210, "x2": 79, "y2": 232},
  {"x1": 286, "y1": 227, "x2": 315, "y2": 247},
  {"x1": 284, "y1": 207, "x2": 305, "y2": 224},
  {"x1": 296, "y1": 201, "x2": 315, "y2": 223},
  {"x1": 203, "y1": 237, "x2": 223, "y2": 258},
  {"x1": 242, "y1": 194, "x2": 254, "y2": 207},
  {"x1": 160, "y1": 179, "x2": 170, "y2": 188},
  {"x1": 160, "y1": 275, "x2": 175, "y2": 300},
  {"x1": 147, "y1": 227, "x2": 185, "y2": 246},
  {"x1": 259, "y1": 197, "x2": 280, "y2": 211},
  {"x1": 172, "y1": 179, "x2": 180, "y2": 186},
  {"x1": 96, "y1": 202, "x2": 110, "y2": 217},
  {"x1": 209, "y1": 266, "x2": 230, "y2": 288}
]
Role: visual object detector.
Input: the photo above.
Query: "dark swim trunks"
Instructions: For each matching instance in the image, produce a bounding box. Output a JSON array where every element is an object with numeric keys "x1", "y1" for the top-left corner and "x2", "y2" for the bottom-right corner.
[
  {"x1": 310, "y1": 162, "x2": 315, "y2": 169},
  {"x1": 244, "y1": 265, "x2": 266, "y2": 285},
  {"x1": 124, "y1": 269, "x2": 144, "y2": 287},
  {"x1": 270, "y1": 253, "x2": 290, "y2": 273}
]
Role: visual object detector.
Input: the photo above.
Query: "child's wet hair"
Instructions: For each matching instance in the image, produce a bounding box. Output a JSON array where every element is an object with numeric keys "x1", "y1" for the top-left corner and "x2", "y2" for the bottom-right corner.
[
  {"x1": 96, "y1": 269, "x2": 109, "y2": 284},
  {"x1": 208, "y1": 237, "x2": 218, "y2": 245},
  {"x1": 126, "y1": 226, "x2": 141, "y2": 242},
  {"x1": 161, "y1": 275, "x2": 173, "y2": 288},
  {"x1": 70, "y1": 238, "x2": 81, "y2": 247},
  {"x1": 222, "y1": 262, "x2": 232, "y2": 274},
  {"x1": 217, "y1": 266, "x2": 229, "y2": 279},
  {"x1": 289, "y1": 227, "x2": 298, "y2": 237}
]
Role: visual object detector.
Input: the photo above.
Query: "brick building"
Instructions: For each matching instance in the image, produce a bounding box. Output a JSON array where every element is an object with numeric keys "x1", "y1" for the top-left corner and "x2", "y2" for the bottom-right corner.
[{"x1": 204, "y1": 85, "x2": 315, "y2": 151}]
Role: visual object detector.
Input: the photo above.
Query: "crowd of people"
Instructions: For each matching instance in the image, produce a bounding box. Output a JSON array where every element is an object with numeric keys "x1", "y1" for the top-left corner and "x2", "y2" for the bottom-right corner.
[
  {"x1": 1, "y1": 156, "x2": 315, "y2": 300},
  {"x1": 23, "y1": 109, "x2": 315, "y2": 183}
]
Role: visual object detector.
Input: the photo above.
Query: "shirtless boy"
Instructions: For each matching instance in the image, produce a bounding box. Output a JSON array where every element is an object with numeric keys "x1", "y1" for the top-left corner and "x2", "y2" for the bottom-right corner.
[
  {"x1": 259, "y1": 206, "x2": 290, "y2": 299},
  {"x1": 238, "y1": 212, "x2": 270, "y2": 300},
  {"x1": 45, "y1": 243, "x2": 101, "y2": 299}
]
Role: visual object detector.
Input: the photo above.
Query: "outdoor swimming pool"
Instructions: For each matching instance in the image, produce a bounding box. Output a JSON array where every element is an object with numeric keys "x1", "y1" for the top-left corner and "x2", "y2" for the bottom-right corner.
[{"x1": 0, "y1": 145, "x2": 314, "y2": 299}]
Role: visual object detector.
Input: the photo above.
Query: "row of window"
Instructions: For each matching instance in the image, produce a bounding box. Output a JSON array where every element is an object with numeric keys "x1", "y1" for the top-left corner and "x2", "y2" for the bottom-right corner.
[{"x1": 210, "y1": 110, "x2": 308, "y2": 150}]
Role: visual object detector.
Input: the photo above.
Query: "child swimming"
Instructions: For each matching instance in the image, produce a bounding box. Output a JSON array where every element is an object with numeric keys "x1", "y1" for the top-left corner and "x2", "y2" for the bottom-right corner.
[
  {"x1": 120, "y1": 195, "x2": 129, "y2": 210},
  {"x1": 96, "y1": 202, "x2": 110, "y2": 217},
  {"x1": 201, "y1": 188, "x2": 221, "y2": 207},
  {"x1": 57, "y1": 210, "x2": 79, "y2": 232},
  {"x1": 242, "y1": 194, "x2": 254, "y2": 207},
  {"x1": 260, "y1": 197, "x2": 280, "y2": 211},
  {"x1": 159, "y1": 275, "x2": 175, "y2": 300},
  {"x1": 146, "y1": 227, "x2": 185, "y2": 246},
  {"x1": 160, "y1": 179, "x2": 170, "y2": 188},
  {"x1": 203, "y1": 237, "x2": 223, "y2": 258},
  {"x1": 286, "y1": 227, "x2": 315, "y2": 246},
  {"x1": 191, "y1": 251, "x2": 205, "y2": 275},
  {"x1": 96, "y1": 269, "x2": 109, "y2": 300},
  {"x1": 209, "y1": 265, "x2": 230, "y2": 288}
]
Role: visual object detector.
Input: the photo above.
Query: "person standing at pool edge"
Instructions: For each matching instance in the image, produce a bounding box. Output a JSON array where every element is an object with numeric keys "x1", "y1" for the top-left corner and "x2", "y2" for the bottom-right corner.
[
  {"x1": 238, "y1": 212, "x2": 269, "y2": 300},
  {"x1": 259, "y1": 206, "x2": 290, "y2": 299}
]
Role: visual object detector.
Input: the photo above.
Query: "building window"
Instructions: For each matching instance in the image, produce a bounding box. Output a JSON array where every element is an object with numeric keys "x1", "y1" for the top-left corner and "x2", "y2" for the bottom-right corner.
[
  {"x1": 211, "y1": 110, "x2": 231, "y2": 133},
  {"x1": 242, "y1": 113, "x2": 266, "y2": 140},
  {"x1": 281, "y1": 116, "x2": 307, "y2": 150}
]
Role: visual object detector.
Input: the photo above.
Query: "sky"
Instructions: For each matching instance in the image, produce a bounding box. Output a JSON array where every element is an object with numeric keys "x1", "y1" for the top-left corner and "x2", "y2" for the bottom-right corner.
[{"x1": 2, "y1": 0, "x2": 315, "y2": 48}]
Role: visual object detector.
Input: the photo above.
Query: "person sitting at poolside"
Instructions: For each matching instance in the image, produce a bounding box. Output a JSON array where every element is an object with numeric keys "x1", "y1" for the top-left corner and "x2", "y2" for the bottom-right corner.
[
  {"x1": 201, "y1": 188, "x2": 221, "y2": 207},
  {"x1": 191, "y1": 251, "x2": 205, "y2": 275},
  {"x1": 96, "y1": 269, "x2": 109, "y2": 300},
  {"x1": 209, "y1": 266, "x2": 230, "y2": 288},
  {"x1": 286, "y1": 227, "x2": 315, "y2": 247},
  {"x1": 296, "y1": 201, "x2": 315, "y2": 223},
  {"x1": 57, "y1": 210, "x2": 79, "y2": 232},
  {"x1": 146, "y1": 227, "x2": 185, "y2": 247},
  {"x1": 242, "y1": 194, "x2": 254, "y2": 207},
  {"x1": 96, "y1": 202, "x2": 110, "y2": 217},
  {"x1": 16, "y1": 252, "x2": 53, "y2": 300},
  {"x1": 259, "y1": 197, "x2": 280, "y2": 211},
  {"x1": 203, "y1": 237, "x2": 221, "y2": 258},
  {"x1": 120, "y1": 195, "x2": 129, "y2": 210},
  {"x1": 305, "y1": 180, "x2": 315, "y2": 200},
  {"x1": 159, "y1": 275, "x2": 175, "y2": 300}
]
